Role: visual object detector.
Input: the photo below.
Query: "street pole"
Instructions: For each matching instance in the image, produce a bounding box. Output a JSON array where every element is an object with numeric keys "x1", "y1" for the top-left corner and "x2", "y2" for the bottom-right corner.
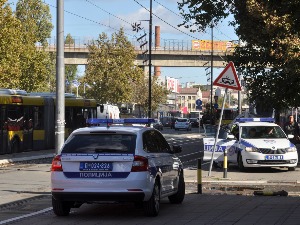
[
  {"x1": 238, "y1": 36, "x2": 242, "y2": 115},
  {"x1": 55, "y1": 0, "x2": 65, "y2": 154},
  {"x1": 148, "y1": 0, "x2": 152, "y2": 119},
  {"x1": 210, "y1": 24, "x2": 213, "y2": 125},
  {"x1": 208, "y1": 88, "x2": 227, "y2": 177}
]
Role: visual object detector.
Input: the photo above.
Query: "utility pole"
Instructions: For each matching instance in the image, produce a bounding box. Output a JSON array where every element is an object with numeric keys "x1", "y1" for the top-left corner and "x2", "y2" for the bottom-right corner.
[
  {"x1": 55, "y1": 0, "x2": 65, "y2": 154},
  {"x1": 238, "y1": 36, "x2": 242, "y2": 115},
  {"x1": 148, "y1": 0, "x2": 152, "y2": 119},
  {"x1": 210, "y1": 24, "x2": 213, "y2": 125}
]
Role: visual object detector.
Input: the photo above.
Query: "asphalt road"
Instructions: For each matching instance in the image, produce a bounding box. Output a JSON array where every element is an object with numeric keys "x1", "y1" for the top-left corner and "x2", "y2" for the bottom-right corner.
[{"x1": 1, "y1": 126, "x2": 300, "y2": 224}]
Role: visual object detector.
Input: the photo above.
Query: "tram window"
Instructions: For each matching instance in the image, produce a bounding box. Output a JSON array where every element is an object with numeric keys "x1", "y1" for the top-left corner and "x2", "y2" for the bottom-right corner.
[{"x1": 34, "y1": 106, "x2": 44, "y2": 129}]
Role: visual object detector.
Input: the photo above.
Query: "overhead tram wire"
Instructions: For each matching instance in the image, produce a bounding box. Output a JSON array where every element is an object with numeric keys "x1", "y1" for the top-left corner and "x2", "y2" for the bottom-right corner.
[
  {"x1": 46, "y1": 2, "x2": 134, "y2": 38},
  {"x1": 153, "y1": 0, "x2": 184, "y2": 19},
  {"x1": 135, "y1": 0, "x2": 221, "y2": 45},
  {"x1": 215, "y1": 27, "x2": 235, "y2": 41},
  {"x1": 85, "y1": 0, "x2": 132, "y2": 26},
  {"x1": 133, "y1": 0, "x2": 205, "y2": 42}
]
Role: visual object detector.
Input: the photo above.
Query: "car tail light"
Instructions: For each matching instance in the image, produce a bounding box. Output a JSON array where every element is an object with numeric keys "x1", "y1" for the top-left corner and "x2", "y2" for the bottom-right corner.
[
  {"x1": 131, "y1": 155, "x2": 148, "y2": 172},
  {"x1": 186, "y1": 122, "x2": 189, "y2": 125},
  {"x1": 52, "y1": 155, "x2": 63, "y2": 171},
  {"x1": 175, "y1": 122, "x2": 177, "y2": 124}
]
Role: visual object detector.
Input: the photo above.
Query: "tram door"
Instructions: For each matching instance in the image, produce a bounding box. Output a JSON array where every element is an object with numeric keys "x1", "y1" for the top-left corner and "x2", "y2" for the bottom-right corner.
[
  {"x1": 0, "y1": 106, "x2": 8, "y2": 154},
  {"x1": 23, "y1": 106, "x2": 33, "y2": 151}
]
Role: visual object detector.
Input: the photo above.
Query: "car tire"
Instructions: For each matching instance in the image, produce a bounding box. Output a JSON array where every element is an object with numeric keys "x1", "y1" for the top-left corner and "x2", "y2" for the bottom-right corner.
[
  {"x1": 238, "y1": 153, "x2": 246, "y2": 172},
  {"x1": 161, "y1": 127, "x2": 163, "y2": 131},
  {"x1": 143, "y1": 180, "x2": 160, "y2": 217},
  {"x1": 168, "y1": 172, "x2": 185, "y2": 204},
  {"x1": 52, "y1": 197, "x2": 71, "y2": 216},
  {"x1": 288, "y1": 167, "x2": 296, "y2": 171}
]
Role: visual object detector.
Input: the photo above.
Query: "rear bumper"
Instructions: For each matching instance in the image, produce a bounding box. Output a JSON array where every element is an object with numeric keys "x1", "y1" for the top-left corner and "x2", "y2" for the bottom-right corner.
[{"x1": 52, "y1": 191, "x2": 145, "y2": 202}]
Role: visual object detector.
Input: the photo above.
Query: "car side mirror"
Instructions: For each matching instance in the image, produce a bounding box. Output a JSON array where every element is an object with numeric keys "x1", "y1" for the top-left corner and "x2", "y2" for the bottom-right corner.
[{"x1": 172, "y1": 145, "x2": 182, "y2": 154}]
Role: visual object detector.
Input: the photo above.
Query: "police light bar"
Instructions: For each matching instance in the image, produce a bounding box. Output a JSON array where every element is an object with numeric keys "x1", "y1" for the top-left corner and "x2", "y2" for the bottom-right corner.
[
  {"x1": 86, "y1": 118, "x2": 154, "y2": 124},
  {"x1": 236, "y1": 118, "x2": 275, "y2": 122}
]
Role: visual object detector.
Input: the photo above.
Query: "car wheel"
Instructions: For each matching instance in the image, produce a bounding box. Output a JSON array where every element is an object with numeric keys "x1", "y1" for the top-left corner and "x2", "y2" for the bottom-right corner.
[
  {"x1": 168, "y1": 172, "x2": 185, "y2": 204},
  {"x1": 52, "y1": 197, "x2": 71, "y2": 216},
  {"x1": 143, "y1": 180, "x2": 160, "y2": 217},
  {"x1": 288, "y1": 167, "x2": 296, "y2": 171},
  {"x1": 161, "y1": 127, "x2": 163, "y2": 131},
  {"x1": 238, "y1": 153, "x2": 246, "y2": 172}
]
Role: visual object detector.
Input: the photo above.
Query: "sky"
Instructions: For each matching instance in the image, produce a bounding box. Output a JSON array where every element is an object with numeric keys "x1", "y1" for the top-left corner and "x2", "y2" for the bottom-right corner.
[{"x1": 7, "y1": 0, "x2": 239, "y2": 87}]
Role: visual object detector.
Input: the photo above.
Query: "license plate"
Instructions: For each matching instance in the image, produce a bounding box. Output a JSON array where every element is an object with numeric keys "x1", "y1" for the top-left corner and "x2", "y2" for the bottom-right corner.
[
  {"x1": 265, "y1": 155, "x2": 283, "y2": 160},
  {"x1": 80, "y1": 162, "x2": 113, "y2": 171}
]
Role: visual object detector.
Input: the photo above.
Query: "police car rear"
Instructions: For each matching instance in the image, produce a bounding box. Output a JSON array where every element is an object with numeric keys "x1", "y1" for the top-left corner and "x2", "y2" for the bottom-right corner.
[{"x1": 51, "y1": 119, "x2": 185, "y2": 217}]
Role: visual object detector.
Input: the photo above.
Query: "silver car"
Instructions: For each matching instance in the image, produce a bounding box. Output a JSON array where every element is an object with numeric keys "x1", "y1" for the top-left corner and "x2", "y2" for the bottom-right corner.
[{"x1": 174, "y1": 118, "x2": 192, "y2": 131}]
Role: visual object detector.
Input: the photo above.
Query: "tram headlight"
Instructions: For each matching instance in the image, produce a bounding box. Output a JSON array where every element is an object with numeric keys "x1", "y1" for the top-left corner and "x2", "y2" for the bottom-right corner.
[
  {"x1": 287, "y1": 147, "x2": 297, "y2": 152},
  {"x1": 245, "y1": 147, "x2": 259, "y2": 152}
]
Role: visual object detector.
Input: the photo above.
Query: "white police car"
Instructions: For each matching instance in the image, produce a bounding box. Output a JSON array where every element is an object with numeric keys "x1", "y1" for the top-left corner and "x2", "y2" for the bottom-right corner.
[
  {"x1": 51, "y1": 119, "x2": 184, "y2": 217},
  {"x1": 203, "y1": 118, "x2": 298, "y2": 171}
]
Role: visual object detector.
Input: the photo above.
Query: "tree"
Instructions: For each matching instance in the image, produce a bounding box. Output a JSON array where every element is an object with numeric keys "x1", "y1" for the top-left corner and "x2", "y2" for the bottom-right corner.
[
  {"x1": 84, "y1": 28, "x2": 145, "y2": 104},
  {"x1": 193, "y1": 85, "x2": 208, "y2": 91},
  {"x1": 177, "y1": 0, "x2": 300, "y2": 112},
  {"x1": 15, "y1": 0, "x2": 54, "y2": 92},
  {"x1": 65, "y1": 33, "x2": 78, "y2": 93},
  {"x1": 135, "y1": 75, "x2": 171, "y2": 112},
  {"x1": 16, "y1": 0, "x2": 53, "y2": 47},
  {"x1": 0, "y1": 1, "x2": 23, "y2": 89}
]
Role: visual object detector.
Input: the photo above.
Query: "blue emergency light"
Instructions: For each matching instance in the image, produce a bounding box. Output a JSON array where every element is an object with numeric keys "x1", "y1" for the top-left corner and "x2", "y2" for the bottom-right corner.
[
  {"x1": 86, "y1": 118, "x2": 154, "y2": 124},
  {"x1": 236, "y1": 118, "x2": 275, "y2": 122}
]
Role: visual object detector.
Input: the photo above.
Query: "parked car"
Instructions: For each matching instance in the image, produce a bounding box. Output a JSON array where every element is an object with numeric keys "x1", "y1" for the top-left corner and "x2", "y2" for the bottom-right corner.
[
  {"x1": 51, "y1": 119, "x2": 185, "y2": 217},
  {"x1": 170, "y1": 117, "x2": 179, "y2": 129},
  {"x1": 152, "y1": 119, "x2": 163, "y2": 131},
  {"x1": 189, "y1": 118, "x2": 199, "y2": 128},
  {"x1": 175, "y1": 118, "x2": 192, "y2": 131},
  {"x1": 200, "y1": 115, "x2": 215, "y2": 128}
]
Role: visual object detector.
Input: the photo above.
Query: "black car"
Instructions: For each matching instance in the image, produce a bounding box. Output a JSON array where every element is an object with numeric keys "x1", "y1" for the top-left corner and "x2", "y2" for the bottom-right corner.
[
  {"x1": 200, "y1": 115, "x2": 215, "y2": 127},
  {"x1": 170, "y1": 117, "x2": 179, "y2": 129},
  {"x1": 189, "y1": 118, "x2": 199, "y2": 127}
]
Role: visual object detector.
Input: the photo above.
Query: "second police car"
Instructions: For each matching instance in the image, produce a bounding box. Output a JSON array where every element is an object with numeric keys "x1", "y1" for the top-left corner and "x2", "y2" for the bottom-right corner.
[
  {"x1": 203, "y1": 118, "x2": 298, "y2": 171},
  {"x1": 51, "y1": 119, "x2": 185, "y2": 217}
]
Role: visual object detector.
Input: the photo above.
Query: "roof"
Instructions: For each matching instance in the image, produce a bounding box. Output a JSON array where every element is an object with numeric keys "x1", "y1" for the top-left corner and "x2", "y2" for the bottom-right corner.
[
  {"x1": 179, "y1": 88, "x2": 198, "y2": 94},
  {"x1": 72, "y1": 126, "x2": 153, "y2": 135},
  {"x1": 201, "y1": 91, "x2": 211, "y2": 98}
]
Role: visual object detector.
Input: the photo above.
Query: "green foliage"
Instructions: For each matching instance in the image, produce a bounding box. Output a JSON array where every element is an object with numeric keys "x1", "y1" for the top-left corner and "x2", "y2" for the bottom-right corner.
[
  {"x1": 84, "y1": 28, "x2": 144, "y2": 104},
  {"x1": 178, "y1": 0, "x2": 300, "y2": 111},
  {"x1": 192, "y1": 85, "x2": 208, "y2": 91},
  {"x1": 2, "y1": 0, "x2": 54, "y2": 92},
  {"x1": 65, "y1": 33, "x2": 78, "y2": 93},
  {"x1": 136, "y1": 75, "x2": 172, "y2": 112},
  {"x1": 16, "y1": 0, "x2": 53, "y2": 47},
  {"x1": 0, "y1": 1, "x2": 23, "y2": 89}
]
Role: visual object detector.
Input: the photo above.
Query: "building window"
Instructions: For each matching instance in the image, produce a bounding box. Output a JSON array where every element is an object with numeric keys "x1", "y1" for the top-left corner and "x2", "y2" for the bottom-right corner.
[
  {"x1": 188, "y1": 96, "x2": 191, "y2": 100},
  {"x1": 192, "y1": 104, "x2": 195, "y2": 109},
  {"x1": 192, "y1": 96, "x2": 196, "y2": 100}
]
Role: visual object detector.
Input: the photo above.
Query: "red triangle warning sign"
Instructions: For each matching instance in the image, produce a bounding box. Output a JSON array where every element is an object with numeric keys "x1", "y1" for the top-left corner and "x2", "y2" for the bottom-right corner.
[{"x1": 213, "y1": 62, "x2": 241, "y2": 91}]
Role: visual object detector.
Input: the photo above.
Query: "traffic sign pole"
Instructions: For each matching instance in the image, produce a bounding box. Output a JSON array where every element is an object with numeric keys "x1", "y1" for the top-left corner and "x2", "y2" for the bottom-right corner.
[{"x1": 208, "y1": 88, "x2": 227, "y2": 177}]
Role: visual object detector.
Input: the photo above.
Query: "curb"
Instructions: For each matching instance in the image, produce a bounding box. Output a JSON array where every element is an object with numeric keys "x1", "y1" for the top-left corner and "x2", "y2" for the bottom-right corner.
[{"x1": 0, "y1": 154, "x2": 55, "y2": 165}]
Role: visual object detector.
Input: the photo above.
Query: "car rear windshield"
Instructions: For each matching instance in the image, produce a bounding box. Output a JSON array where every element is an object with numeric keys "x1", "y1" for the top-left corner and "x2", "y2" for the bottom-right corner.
[
  {"x1": 177, "y1": 119, "x2": 187, "y2": 122},
  {"x1": 62, "y1": 134, "x2": 137, "y2": 154}
]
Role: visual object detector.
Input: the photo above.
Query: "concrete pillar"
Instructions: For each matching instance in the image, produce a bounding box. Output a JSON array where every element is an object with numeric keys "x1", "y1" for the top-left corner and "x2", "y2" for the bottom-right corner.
[{"x1": 155, "y1": 26, "x2": 161, "y2": 76}]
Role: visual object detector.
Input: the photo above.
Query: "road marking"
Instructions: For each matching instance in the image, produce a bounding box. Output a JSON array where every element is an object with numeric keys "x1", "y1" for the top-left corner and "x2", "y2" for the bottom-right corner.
[
  {"x1": 0, "y1": 207, "x2": 52, "y2": 224},
  {"x1": 178, "y1": 151, "x2": 202, "y2": 158}
]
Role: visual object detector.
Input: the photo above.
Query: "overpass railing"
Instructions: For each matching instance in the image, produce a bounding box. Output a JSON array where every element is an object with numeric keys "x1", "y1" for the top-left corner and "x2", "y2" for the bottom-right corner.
[{"x1": 36, "y1": 36, "x2": 235, "y2": 53}]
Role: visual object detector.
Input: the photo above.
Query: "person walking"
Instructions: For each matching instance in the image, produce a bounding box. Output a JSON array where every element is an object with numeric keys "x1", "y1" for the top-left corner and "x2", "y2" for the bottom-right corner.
[{"x1": 284, "y1": 115, "x2": 300, "y2": 144}]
